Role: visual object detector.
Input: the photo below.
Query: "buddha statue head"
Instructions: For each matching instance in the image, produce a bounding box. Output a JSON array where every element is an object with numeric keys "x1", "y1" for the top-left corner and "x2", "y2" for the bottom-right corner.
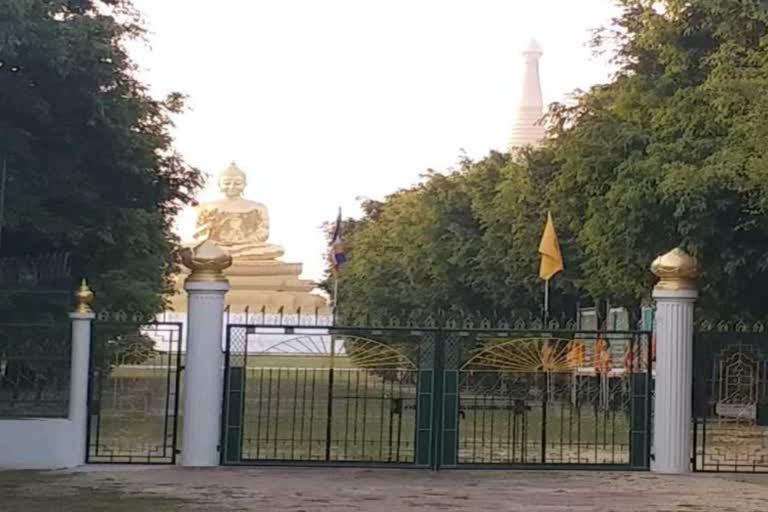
[{"x1": 218, "y1": 162, "x2": 247, "y2": 199}]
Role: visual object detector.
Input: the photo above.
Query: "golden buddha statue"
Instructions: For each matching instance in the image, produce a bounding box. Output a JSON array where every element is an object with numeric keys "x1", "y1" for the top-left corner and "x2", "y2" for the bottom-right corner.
[
  {"x1": 193, "y1": 162, "x2": 285, "y2": 260},
  {"x1": 170, "y1": 161, "x2": 329, "y2": 314}
]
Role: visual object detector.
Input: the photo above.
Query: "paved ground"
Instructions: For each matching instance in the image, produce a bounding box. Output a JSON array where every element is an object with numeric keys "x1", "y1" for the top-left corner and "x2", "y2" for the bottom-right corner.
[{"x1": 1, "y1": 466, "x2": 767, "y2": 511}]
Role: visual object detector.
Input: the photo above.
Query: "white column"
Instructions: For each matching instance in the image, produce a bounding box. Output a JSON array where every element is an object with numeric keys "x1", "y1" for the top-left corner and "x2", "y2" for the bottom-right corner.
[
  {"x1": 181, "y1": 280, "x2": 229, "y2": 466},
  {"x1": 68, "y1": 311, "x2": 94, "y2": 466},
  {"x1": 652, "y1": 288, "x2": 697, "y2": 473}
]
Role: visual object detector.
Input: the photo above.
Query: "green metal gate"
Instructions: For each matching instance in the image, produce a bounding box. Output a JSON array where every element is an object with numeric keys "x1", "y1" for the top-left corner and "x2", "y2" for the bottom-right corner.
[
  {"x1": 222, "y1": 325, "x2": 432, "y2": 466},
  {"x1": 222, "y1": 320, "x2": 652, "y2": 470}
]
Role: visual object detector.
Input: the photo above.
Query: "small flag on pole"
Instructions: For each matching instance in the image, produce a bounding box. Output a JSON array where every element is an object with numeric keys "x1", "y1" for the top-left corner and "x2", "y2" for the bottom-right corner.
[
  {"x1": 538, "y1": 211, "x2": 564, "y2": 281},
  {"x1": 329, "y1": 208, "x2": 346, "y2": 272}
]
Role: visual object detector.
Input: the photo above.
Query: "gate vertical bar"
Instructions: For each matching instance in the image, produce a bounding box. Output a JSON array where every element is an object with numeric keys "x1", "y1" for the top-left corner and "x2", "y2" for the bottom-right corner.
[
  {"x1": 541, "y1": 373, "x2": 548, "y2": 463},
  {"x1": 171, "y1": 324, "x2": 183, "y2": 464},
  {"x1": 431, "y1": 331, "x2": 445, "y2": 469},
  {"x1": 324, "y1": 336, "x2": 336, "y2": 461},
  {"x1": 629, "y1": 333, "x2": 650, "y2": 468},
  {"x1": 691, "y1": 331, "x2": 711, "y2": 472},
  {"x1": 441, "y1": 333, "x2": 459, "y2": 467},
  {"x1": 691, "y1": 417, "x2": 699, "y2": 471},
  {"x1": 161, "y1": 344, "x2": 173, "y2": 457},
  {"x1": 642, "y1": 307, "x2": 655, "y2": 468},
  {"x1": 222, "y1": 326, "x2": 246, "y2": 464},
  {"x1": 415, "y1": 333, "x2": 435, "y2": 467},
  {"x1": 85, "y1": 318, "x2": 100, "y2": 462}
]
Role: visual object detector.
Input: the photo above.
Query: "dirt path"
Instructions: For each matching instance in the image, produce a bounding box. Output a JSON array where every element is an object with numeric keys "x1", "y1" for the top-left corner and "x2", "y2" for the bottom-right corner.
[{"x1": 1, "y1": 466, "x2": 767, "y2": 511}]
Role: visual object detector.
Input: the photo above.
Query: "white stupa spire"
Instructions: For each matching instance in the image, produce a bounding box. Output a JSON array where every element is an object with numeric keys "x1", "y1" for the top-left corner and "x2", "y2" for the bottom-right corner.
[{"x1": 508, "y1": 38, "x2": 545, "y2": 151}]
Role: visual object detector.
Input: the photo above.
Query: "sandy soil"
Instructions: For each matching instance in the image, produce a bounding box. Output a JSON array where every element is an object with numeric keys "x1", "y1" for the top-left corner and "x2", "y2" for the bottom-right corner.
[{"x1": 1, "y1": 466, "x2": 767, "y2": 512}]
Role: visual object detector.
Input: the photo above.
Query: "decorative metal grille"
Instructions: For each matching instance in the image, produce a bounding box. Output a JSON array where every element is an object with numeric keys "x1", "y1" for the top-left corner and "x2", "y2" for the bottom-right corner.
[
  {"x1": 693, "y1": 331, "x2": 768, "y2": 472},
  {"x1": 87, "y1": 321, "x2": 182, "y2": 464},
  {"x1": 456, "y1": 331, "x2": 651, "y2": 467}
]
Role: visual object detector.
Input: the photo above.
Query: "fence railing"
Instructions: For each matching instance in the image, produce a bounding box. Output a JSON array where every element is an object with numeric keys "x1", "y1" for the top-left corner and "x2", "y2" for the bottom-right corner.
[
  {"x1": 0, "y1": 322, "x2": 71, "y2": 418},
  {"x1": 693, "y1": 328, "x2": 768, "y2": 472}
]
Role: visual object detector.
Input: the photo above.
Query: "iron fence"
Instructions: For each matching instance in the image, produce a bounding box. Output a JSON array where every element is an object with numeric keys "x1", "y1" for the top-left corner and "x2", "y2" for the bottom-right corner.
[
  {"x1": 0, "y1": 252, "x2": 71, "y2": 288},
  {"x1": 693, "y1": 322, "x2": 768, "y2": 473},
  {"x1": 0, "y1": 253, "x2": 73, "y2": 418},
  {"x1": 0, "y1": 322, "x2": 71, "y2": 418}
]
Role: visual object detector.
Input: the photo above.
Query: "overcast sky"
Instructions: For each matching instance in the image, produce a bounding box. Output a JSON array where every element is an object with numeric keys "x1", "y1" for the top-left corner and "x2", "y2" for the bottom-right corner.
[{"x1": 128, "y1": 0, "x2": 620, "y2": 281}]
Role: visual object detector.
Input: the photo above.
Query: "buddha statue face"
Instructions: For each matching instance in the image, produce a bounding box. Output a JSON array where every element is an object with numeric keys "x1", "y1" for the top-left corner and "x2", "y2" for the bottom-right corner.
[
  {"x1": 218, "y1": 163, "x2": 247, "y2": 199},
  {"x1": 219, "y1": 175, "x2": 246, "y2": 199}
]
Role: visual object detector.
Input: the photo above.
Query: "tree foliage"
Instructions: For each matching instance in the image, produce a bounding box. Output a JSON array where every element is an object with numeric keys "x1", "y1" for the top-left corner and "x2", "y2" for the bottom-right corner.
[
  {"x1": 328, "y1": 0, "x2": 768, "y2": 322},
  {"x1": 544, "y1": 0, "x2": 768, "y2": 318},
  {"x1": 328, "y1": 153, "x2": 581, "y2": 324},
  {"x1": 0, "y1": 0, "x2": 202, "y2": 319}
]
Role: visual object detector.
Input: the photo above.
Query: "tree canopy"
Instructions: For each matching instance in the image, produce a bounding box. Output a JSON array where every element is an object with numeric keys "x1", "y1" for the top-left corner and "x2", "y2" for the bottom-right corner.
[
  {"x1": 328, "y1": 0, "x2": 768, "y2": 323},
  {"x1": 0, "y1": 0, "x2": 202, "y2": 319}
]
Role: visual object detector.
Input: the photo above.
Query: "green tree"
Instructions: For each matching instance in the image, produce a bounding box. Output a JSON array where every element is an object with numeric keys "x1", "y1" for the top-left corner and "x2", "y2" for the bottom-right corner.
[
  {"x1": 326, "y1": 153, "x2": 583, "y2": 325},
  {"x1": 543, "y1": 0, "x2": 768, "y2": 318},
  {"x1": 326, "y1": 165, "x2": 486, "y2": 323},
  {"x1": 0, "y1": 0, "x2": 202, "y2": 319},
  {"x1": 326, "y1": 0, "x2": 768, "y2": 323}
]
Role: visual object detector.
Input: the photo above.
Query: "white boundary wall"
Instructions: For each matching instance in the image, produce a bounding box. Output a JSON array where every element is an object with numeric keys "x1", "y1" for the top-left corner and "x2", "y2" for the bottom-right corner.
[
  {"x1": 0, "y1": 312, "x2": 93, "y2": 469},
  {"x1": 0, "y1": 419, "x2": 80, "y2": 469}
]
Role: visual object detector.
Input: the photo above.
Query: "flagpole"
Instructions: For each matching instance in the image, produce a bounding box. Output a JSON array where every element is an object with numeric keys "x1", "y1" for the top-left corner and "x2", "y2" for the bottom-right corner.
[
  {"x1": 332, "y1": 270, "x2": 339, "y2": 326},
  {"x1": 330, "y1": 206, "x2": 343, "y2": 327},
  {"x1": 544, "y1": 278, "x2": 550, "y2": 323}
]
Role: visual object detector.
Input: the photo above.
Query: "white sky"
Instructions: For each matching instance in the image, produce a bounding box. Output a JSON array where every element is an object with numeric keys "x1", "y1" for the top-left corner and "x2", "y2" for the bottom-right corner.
[{"x1": 128, "y1": 0, "x2": 620, "y2": 281}]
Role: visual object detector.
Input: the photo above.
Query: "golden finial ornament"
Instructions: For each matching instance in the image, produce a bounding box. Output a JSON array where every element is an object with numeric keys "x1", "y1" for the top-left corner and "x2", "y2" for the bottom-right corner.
[
  {"x1": 650, "y1": 247, "x2": 699, "y2": 291},
  {"x1": 73, "y1": 279, "x2": 94, "y2": 313},
  {"x1": 181, "y1": 239, "x2": 233, "y2": 283}
]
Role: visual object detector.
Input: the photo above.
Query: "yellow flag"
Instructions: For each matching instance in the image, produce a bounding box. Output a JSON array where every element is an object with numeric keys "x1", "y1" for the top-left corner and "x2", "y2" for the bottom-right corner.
[{"x1": 538, "y1": 211, "x2": 564, "y2": 280}]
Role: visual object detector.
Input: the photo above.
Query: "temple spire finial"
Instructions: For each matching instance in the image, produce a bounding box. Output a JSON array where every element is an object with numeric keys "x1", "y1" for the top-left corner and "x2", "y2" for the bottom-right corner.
[
  {"x1": 524, "y1": 38, "x2": 543, "y2": 56},
  {"x1": 508, "y1": 37, "x2": 545, "y2": 152}
]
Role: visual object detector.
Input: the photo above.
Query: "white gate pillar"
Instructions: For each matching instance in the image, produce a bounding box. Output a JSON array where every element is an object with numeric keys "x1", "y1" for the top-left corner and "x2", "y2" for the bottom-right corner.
[
  {"x1": 180, "y1": 240, "x2": 232, "y2": 467},
  {"x1": 69, "y1": 280, "x2": 95, "y2": 466},
  {"x1": 650, "y1": 248, "x2": 699, "y2": 474}
]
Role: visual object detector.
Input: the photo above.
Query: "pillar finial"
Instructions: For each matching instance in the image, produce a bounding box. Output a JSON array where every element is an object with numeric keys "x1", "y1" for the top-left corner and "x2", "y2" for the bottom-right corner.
[
  {"x1": 73, "y1": 278, "x2": 94, "y2": 313},
  {"x1": 181, "y1": 239, "x2": 233, "y2": 283},
  {"x1": 651, "y1": 247, "x2": 699, "y2": 291}
]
